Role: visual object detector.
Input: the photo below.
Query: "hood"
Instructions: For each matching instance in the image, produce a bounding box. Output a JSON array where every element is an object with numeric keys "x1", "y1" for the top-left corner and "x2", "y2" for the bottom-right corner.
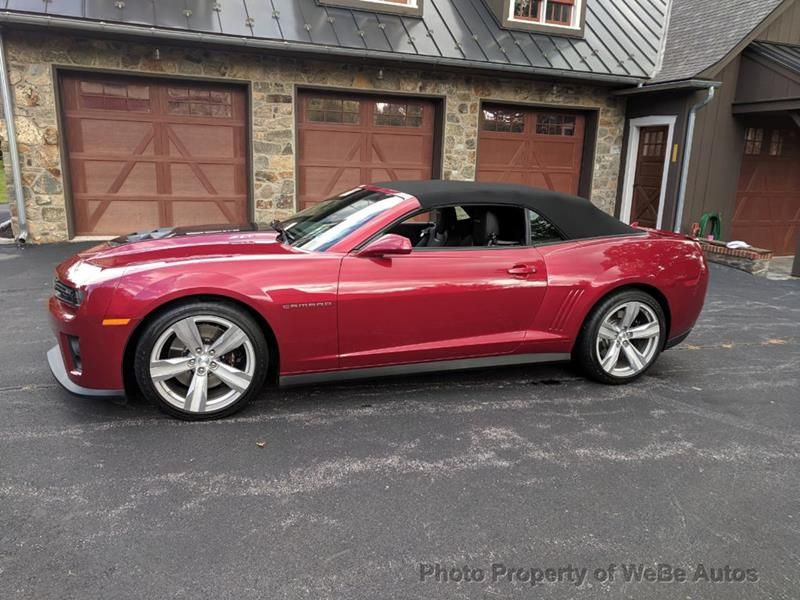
[{"x1": 74, "y1": 223, "x2": 296, "y2": 270}]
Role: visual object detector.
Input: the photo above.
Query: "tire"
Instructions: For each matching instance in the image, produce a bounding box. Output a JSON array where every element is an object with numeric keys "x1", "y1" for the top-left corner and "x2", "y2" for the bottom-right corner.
[
  {"x1": 134, "y1": 301, "x2": 269, "y2": 420},
  {"x1": 573, "y1": 289, "x2": 666, "y2": 385}
]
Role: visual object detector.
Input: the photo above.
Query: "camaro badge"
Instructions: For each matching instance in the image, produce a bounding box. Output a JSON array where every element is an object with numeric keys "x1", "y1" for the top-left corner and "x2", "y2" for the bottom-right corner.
[{"x1": 282, "y1": 301, "x2": 334, "y2": 310}]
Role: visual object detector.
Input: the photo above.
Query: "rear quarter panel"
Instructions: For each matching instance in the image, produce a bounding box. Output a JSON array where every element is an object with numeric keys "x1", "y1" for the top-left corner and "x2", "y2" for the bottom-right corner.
[{"x1": 528, "y1": 234, "x2": 708, "y2": 353}]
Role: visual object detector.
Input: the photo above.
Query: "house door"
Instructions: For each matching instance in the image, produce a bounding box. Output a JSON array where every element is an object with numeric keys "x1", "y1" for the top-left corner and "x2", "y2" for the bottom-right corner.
[{"x1": 630, "y1": 126, "x2": 668, "y2": 228}]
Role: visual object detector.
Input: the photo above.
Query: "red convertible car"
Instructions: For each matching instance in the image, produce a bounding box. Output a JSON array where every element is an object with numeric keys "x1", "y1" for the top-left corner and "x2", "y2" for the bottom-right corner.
[{"x1": 48, "y1": 181, "x2": 708, "y2": 420}]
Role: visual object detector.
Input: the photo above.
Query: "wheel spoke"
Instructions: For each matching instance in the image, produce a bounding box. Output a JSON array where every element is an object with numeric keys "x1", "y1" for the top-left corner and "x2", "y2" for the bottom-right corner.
[
  {"x1": 601, "y1": 340, "x2": 622, "y2": 371},
  {"x1": 185, "y1": 372, "x2": 208, "y2": 413},
  {"x1": 599, "y1": 323, "x2": 618, "y2": 340},
  {"x1": 209, "y1": 324, "x2": 248, "y2": 357},
  {"x1": 173, "y1": 318, "x2": 204, "y2": 351},
  {"x1": 213, "y1": 362, "x2": 253, "y2": 394},
  {"x1": 622, "y1": 344, "x2": 645, "y2": 372},
  {"x1": 150, "y1": 357, "x2": 194, "y2": 382},
  {"x1": 620, "y1": 302, "x2": 641, "y2": 328},
  {"x1": 629, "y1": 321, "x2": 660, "y2": 340}
]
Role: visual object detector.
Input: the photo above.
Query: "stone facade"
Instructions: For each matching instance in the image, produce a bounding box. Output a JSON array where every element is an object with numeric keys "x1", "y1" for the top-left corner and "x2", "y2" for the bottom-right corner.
[{"x1": 3, "y1": 31, "x2": 626, "y2": 243}]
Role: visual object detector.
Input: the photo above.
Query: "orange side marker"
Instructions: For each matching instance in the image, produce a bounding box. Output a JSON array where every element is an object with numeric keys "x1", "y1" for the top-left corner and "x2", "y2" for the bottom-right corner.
[{"x1": 102, "y1": 318, "x2": 131, "y2": 326}]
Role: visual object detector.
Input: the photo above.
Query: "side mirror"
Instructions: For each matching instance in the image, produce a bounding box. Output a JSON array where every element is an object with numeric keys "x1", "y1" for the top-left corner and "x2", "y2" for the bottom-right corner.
[{"x1": 357, "y1": 234, "x2": 413, "y2": 258}]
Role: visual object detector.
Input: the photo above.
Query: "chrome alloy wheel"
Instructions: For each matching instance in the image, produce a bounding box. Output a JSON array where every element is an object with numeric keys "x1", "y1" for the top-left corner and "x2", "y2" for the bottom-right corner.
[
  {"x1": 149, "y1": 315, "x2": 256, "y2": 414},
  {"x1": 595, "y1": 301, "x2": 661, "y2": 378}
]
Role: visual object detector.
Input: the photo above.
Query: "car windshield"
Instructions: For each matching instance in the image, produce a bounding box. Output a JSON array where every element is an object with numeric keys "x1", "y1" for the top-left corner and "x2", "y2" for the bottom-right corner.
[{"x1": 277, "y1": 188, "x2": 404, "y2": 252}]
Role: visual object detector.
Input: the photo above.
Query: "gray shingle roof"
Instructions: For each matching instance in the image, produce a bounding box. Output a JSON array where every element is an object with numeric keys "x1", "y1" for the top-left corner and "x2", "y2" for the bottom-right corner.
[
  {"x1": 748, "y1": 40, "x2": 800, "y2": 74},
  {"x1": 651, "y1": 0, "x2": 785, "y2": 83},
  {"x1": 1, "y1": 0, "x2": 669, "y2": 81}
]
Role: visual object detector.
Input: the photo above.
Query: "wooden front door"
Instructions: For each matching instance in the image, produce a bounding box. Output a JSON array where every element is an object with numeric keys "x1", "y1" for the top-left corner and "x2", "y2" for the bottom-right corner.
[
  {"x1": 477, "y1": 105, "x2": 586, "y2": 195},
  {"x1": 733, "y1": 126, "x2": 800, "y2": 256},
  {"x1": 630, "y1": 126, "x2": 668, "y2": 228},
  {"x1": 297, "y1": 92, "x2": 436, "y2": 210},
  {"x1": 60, "y1": 73, "x2": 248, "y2": 236}
]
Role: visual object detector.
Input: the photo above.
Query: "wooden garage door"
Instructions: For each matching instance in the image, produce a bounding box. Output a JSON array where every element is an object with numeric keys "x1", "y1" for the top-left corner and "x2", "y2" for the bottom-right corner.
[
  {"x1": 733, "y1": 126, "x2": 800, "y2": 256},
  {"x1": 60, "y1": 74, "x2": 248, "y2": 235},
  {"x1": 477, "y1": 105, "x2": 585, "y2": 194},
  {"x1": 297, "y1": 92, "x2": 436, "y2": 209}
]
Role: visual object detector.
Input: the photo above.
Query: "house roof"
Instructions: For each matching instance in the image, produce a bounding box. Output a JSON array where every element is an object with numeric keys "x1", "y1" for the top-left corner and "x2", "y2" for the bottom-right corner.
[
  {"x1": 748, "y1": 40, "x2": 800, "y2": 75},
  {"x1": 651, "y1": 0, "x2": 786, "y2": 83},
  {"x1": 0, "y1": 0, "x2": 669, "y2": 82}
]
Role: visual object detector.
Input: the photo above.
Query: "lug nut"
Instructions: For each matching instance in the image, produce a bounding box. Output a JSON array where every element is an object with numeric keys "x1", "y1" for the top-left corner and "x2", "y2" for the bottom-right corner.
[
  {"x1": 188, "y1": 359, "x2": 196, "y2": 367},
  {"x1": 195, "y1": 347, "x2": 202, "y2": 354},
  {"x1": 209, "y1": 350, "x2": 215, "y2": 356},
  {"x1": 197, "y1": 367, "x2": 206, "y2": 375}
]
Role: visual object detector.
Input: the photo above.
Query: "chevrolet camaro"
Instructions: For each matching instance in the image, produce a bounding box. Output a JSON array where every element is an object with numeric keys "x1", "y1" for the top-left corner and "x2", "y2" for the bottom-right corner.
[{"x1": 48, "y1": 181, "x2": 709, "y2": 420}]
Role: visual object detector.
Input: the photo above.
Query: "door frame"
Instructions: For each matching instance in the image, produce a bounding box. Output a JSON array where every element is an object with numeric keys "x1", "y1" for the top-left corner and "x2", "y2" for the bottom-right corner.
[
  {"x1": 619, "y1": 115, "x2": 676, "y2": 229},
  {"x1": 54, "y1": 67, "x2": 253, "y2": 239}
]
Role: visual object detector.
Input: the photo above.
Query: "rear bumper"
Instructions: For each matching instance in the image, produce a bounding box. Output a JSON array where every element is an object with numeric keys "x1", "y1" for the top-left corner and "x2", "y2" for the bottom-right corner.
[{"x1": 47, "y1": 345, "x2": 124, "y2": 397}]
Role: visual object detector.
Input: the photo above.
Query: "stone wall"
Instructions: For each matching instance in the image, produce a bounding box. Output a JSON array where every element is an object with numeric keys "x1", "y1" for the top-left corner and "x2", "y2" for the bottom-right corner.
[{"x1": 4, "y1": 31, "x2": 626, "y2": 243}]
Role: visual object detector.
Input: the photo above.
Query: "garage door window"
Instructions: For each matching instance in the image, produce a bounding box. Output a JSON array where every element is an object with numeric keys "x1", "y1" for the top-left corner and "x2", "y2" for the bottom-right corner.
[
  {"x1": 307, "y1": 97, "x2": 360, "y2": 124},
  {"x1": 481, "y1": 108, "x2": 525, "y2": 133},
  {"x1": 167, "y1": 88, "x2": 232, "y2": 118},
  {"x1": 374, "y1": 102, "x2": 424, "y2": 127},
  {"x1": 79, "y1": 81, "x2": 150, "y2": 112},
  {"x1": 536, "y1": 114, "x2": 576, "y2": 136}
]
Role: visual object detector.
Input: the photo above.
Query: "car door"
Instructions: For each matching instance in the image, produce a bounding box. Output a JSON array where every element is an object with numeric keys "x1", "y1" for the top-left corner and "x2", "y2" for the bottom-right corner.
[{"x1": 337, "y1": 231, "x2": 549, "y2": 369}]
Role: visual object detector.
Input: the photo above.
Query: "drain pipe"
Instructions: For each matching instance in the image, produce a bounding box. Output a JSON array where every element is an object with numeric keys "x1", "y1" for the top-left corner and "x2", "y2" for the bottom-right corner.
[
  {"x1": 673, "y1": 85, "x2": 716, "y2": 234},
  {"x1": 0, "y1": 29, "x2": 27, "y2": 244}
]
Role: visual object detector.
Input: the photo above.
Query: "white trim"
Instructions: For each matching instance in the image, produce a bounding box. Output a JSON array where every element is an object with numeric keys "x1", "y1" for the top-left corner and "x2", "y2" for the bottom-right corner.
[
  {"x1": 508, "y1": 0, "x2": 583, "y2": 30},
  {"x1": 619, "y1": 115, "x2": 676, "y2": 230}
]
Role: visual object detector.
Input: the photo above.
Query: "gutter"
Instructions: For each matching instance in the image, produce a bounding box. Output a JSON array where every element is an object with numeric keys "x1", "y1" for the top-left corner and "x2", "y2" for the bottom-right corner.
[
  {"x1": 614, "y1": 79, "x2": 722, "y2": 96},
  {"x1": 673, "y1": 85, "x2": 716, "y2": 234},
  {"x1": 0, "y1": 11, "x2": 647, "y2": 86},
  {"x1": 0, "y1": 28, "x2": 27, "y2": 244}
]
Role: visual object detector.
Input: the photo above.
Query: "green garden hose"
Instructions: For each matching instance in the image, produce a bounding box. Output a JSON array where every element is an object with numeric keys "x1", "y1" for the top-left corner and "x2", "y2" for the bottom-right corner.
[{"x1": 698, "y1": 213, "x2": 721, "y2": 240}]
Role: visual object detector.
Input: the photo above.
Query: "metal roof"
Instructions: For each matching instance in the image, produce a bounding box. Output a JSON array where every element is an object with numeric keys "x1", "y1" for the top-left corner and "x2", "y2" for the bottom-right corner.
[
  {"x1": 748, "y1": 40, "x2": 800, "y2": 75},
  {"x1": 651, "y1": 0, "x2": 785, "y2": 83},
  {"x1": 0, "y1": 0, "x2": 669, "y2": 82}
]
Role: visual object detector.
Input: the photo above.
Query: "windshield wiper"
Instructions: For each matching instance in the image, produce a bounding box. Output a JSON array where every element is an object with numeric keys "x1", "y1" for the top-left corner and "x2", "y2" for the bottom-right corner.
[{"x1": 270, "y1": 219, "x2": 294, "y2": 243}]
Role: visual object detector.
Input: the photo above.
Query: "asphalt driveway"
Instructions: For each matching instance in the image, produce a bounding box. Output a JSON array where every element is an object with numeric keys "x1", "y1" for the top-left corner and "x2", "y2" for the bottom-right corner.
[{"x1": 1, "y1": 243, "x2": 798, "y2": 600}]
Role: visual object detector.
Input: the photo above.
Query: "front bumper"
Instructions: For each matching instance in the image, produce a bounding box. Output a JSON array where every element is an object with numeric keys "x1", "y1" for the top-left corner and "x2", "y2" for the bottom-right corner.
[{"x1": 47, "y1": 345, "x2": 124, "y2": 397}]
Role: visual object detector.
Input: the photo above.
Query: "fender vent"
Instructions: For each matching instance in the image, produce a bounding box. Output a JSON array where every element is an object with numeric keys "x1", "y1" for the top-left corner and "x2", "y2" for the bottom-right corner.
[{"x1": 549, "y1": 289, "x2": 584, "y2": 333}]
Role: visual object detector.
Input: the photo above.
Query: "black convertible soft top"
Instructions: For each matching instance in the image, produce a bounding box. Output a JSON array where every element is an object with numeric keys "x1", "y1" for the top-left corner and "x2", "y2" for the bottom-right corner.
[{"x1": 373, "y1": 180, "x2": 638, "y2": 240}]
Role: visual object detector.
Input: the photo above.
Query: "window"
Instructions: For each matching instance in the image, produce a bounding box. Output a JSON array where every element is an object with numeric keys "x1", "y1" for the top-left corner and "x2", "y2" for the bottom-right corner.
[
  {"x1": 317, "y1": 0, "x2": 422, "y2": 17},
  {"x1": 511, "y1": 0, "x2": 577, "y2": 28},
  {"x1": 307, "y1": 97, "x2": 360, "y2": 124},
  {"x1": 768, "y1": 130, "x2": 784, "y2": 156},
  {"x1": 78, "y1": 81, "x2": 151, "y2": 112},
  {"x1": 513, "y1": 0, "x2": 540, "y2": 21},
  {"x1": 387, "y1": 204, "x2": 527, "y2": 248},
  {"x1": 374, "y1": 102, "x2": 424, "y2": 127},
  {"x1": 641, "y1": 129, "x2": 666, "y2": 157},
  {"x1": 482, "y1": 108, "x2": 525, "y2": 133},
  {"x1": 529, "y1": 210, "x2": 563, "y2": 245},
  {"x1": 167, "y1": 88, "x2": 232, "y2": 118},
  {"x1": 744, "y1": 128, "x2": 764, "y2": 155},
  {"x1": 276, "y1": 188, "x2": 404, "y2": 252},
  {"x1": 536, "y1": 114, "x2": 576, "y2": 136}
]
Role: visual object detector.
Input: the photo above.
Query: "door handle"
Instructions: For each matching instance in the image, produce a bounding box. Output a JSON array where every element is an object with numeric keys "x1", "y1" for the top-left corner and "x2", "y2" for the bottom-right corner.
[{"x1": 507, "y1": 264, "x2": 537, "y2": 276}]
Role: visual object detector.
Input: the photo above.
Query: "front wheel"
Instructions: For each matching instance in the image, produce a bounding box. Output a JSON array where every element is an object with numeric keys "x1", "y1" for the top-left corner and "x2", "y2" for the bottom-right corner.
[
  {"x1": 573, "y1": 290, "x2": 665, "y2": 384},
  {"x1": 134, "y1": 301, "x2": 269, "y2": 420}
]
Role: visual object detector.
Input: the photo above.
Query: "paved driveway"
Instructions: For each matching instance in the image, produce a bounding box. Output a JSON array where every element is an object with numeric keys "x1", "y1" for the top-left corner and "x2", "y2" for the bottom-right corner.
[{"x1": 1, "y1": 243, "x2": 798, "y2": 600}]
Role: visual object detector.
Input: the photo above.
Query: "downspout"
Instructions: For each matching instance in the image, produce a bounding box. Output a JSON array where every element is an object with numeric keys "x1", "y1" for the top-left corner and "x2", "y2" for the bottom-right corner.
[
  {"x1": 673, "y1": 86, "x2": 716, "y2": 234},
  {"x1": 0, "y1": 29, "x2": 27, "y2": 243}
]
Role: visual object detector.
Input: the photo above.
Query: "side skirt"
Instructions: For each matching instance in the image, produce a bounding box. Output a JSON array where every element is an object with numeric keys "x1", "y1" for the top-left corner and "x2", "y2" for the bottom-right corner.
[{"x1": 279, "y1": 353, "x2": 571, "y2": 387}]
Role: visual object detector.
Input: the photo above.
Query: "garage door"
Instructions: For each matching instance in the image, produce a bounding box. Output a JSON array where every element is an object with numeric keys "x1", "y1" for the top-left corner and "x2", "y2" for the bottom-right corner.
[
  {"x1": 733, "y1": 126, "x2": 800, "y2": 256},
  {"x1": 297, "y1": 92, "x2": 436, "y2": 210},
  {"x1": 477, "y1": 105, "x2": 585, "y2": 194},
  {"x1": 60, "y1": 73, "x2": 248, "y2": 236}
]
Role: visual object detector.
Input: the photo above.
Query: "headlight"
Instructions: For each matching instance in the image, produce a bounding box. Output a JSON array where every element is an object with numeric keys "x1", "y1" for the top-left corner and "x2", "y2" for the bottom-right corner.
[{"x1": 54, "y1": 279, "x2": 85, "y2": 306}]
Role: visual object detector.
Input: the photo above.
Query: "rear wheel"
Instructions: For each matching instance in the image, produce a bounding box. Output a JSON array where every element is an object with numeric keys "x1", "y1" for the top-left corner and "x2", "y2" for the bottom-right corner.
[
  {"x1": 573, "y1": 290, "x2": 665, "y2": 384},
  {"x1": 134, "y1": 301, "x2": 268, "y2": 420}
]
